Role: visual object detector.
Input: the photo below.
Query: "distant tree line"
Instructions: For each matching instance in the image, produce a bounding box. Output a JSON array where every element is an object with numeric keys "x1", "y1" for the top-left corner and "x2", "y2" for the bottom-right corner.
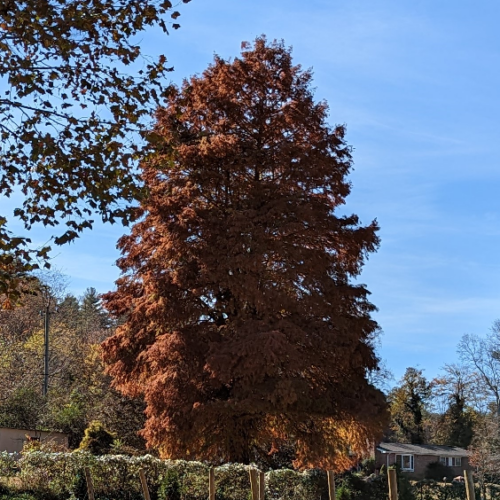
[
  {"x1": 0, "y1": 273, "x2": 146, "y2": 450},
  {"x1": 387, "y1": 322, "x2": 500, "y2": 490}
]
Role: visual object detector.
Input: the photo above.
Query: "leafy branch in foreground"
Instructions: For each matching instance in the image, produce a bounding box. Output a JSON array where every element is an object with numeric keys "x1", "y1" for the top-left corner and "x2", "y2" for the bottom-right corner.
[{"x1": 0, "y1": 0, "x2": 191, "y2": 304}]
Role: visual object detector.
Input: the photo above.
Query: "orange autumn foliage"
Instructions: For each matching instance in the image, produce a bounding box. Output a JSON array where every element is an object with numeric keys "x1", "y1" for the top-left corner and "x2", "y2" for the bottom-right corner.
[{"x1": 101, "y1": 37, "x2": 388, "y2": 469}]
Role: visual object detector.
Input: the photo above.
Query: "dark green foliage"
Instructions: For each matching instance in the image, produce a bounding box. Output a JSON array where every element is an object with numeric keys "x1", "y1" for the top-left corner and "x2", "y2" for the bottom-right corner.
[
  {"x1": 50, "y1": 388, "x2": 87, "y2": 448},
  {"x1": 443, "y1": 396, "x2": 474, "y2": 448},
  {"x1": 397, "y1": 473, "x2": 416, "y2": 500},
  {"x1": 81, "y1": 288, "x2": 112, "y2": 331},
  {"x1": 0, "y1": 387, "x2": 44, "y2": 429},
  {"x1": 78, "y1": 421, "x2": 115, "y2": 455},
  {"x1": 337, "y1": 483, "x2": 352, "y2": 500},
  {"x1": 389, "y1": 368, "x2": 432, "y2": 444},
  {"x1": 300, "y1": 469, "x2": 329, "y2": 500},
  {"x1": 362, "y1": 476, "x2": 390, "y2": 500},
  {"x1": 265, "y1": 469, "x2": 323, "y2": 500},
  {"x1": 0, "y1": 494, "x2": 37, "y2": 500},
  {"x1": 425, "y1": 461, "x2": 455, "y2": 481},
  {"x1": 2, "y1": 454, "x2": 490, "y2": 500},
  {"x1": 338, "y1": 471, "x2": 428, "y2": 500},
  {"x1": 157, "y1": 469, "x2": 182, "y2": 500},
  {"x1": 432, "y1": 365, "x2": 475, "y2": 448},
  {"x1": 414, "y1": 481, "x2": 467, "y2": 500},
  {"x1": 212, "y1": 467, "x2": 254, "y2": 500},
  {"x1": 69, "y1": 470, "x2": 87, "y2": 500},
  {"x1": 360, "y1": 458, "x2": 376, "y2": 475},
  {"x1": 341, "y1": 473, "x2": 388, "y2": 500}
]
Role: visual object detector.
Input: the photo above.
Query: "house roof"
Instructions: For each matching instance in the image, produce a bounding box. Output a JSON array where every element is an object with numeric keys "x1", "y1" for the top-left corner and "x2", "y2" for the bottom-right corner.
[
  {"x1": 0, "y1": 426, "x2": 67, "y2": 437},
  {"x1": 377, "y1": 442, "x2": 470, "y2": 457}
]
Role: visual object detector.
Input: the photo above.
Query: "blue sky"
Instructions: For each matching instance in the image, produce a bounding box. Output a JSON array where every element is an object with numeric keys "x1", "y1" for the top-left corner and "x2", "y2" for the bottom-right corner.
[{"x1": 2, "y1": 0, "x2": 500, "y2": 383}]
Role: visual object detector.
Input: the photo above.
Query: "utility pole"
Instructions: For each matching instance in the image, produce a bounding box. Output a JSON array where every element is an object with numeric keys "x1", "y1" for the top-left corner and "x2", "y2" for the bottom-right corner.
[{"x1": 42, "y1": 305, "x2": 50, "y2": 396}]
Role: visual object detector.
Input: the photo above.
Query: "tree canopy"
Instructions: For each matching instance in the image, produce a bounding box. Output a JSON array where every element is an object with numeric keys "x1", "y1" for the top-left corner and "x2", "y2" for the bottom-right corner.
[
  {"x1": 388, "y1": 367, "x2": 432, "y2": 444},
  {"x1": 459, "y1": 326, "x2": 500, "y2": 416},
  {"x1": 0, "y1": 0, "x2": 190, "y2": 304},
  {"x1": 102, "y1": 37, "x2": 388, "y2": 469}
]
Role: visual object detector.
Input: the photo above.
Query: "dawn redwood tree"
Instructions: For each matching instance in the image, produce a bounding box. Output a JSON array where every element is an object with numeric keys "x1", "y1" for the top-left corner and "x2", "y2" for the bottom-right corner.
[{"x1": 102, "y1": 38, "x2": 388, "y2": 469}]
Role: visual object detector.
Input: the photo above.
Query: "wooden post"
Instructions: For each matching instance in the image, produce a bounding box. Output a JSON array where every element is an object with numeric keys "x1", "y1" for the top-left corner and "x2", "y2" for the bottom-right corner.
[
  {"x1": 388, "y1": 468, "x2": 398, "y2": 500},
  {"x1": 209, "y1": 467, "x2": 216, "y2": 500},
  {"x1": 84, "y1": 467, "x2": 95, "y2": 500},
  {"x1": 139, "y1": 469, "x2": 151, "y2": 500},
  {"x1": 249, "y1": 468, "x2": 259, "y2": 500},
  {"x1": 327, "y1": 471, "x2": 336, "y2": 500},
  {"x1": 464, "y1": 469, "x2": 476, "y2": 500},
  {"x1": 259, "y1": 471, "x2": 265, "y2": 500}
]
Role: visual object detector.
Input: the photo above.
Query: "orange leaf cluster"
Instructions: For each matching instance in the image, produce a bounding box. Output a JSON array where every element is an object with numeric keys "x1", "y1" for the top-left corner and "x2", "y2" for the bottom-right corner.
[{"x1": 102, "y1": 37, "x2": 388, "y2": 469}]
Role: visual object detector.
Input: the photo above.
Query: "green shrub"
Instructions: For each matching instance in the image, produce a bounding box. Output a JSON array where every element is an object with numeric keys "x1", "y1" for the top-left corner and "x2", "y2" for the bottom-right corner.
[
  {"x1": 213, "y1": 463, "x2": 251, "y2": 500},
  {"x1": 337, "y1": 483, "x2": 352, "y2": 500},
  {"x1": 0, "y1": 494, "x2": 37, "y2": 500},
  {"x1": 11, "y1": 452, "x2": 393, "y2": 500},
  {"x1": 266, "y1": 469, "x2": 319, "y2": 500},
  {"x1": 158, "y1": 468, "x2": 182, "y2": 500},
  {"x1": 69, "y1": 469, "x2": 87, "y2": 500},
  {"x1": 168, "y1": 461, "x2": 208, "y2": 500},
  {"x1": 364, "y1": 475, "x2": 390, "y2": 500},
  {"x1": 361, "y1": 458, "x2": 376, "y2": 475},
  {"x1": 18, "y1": 451, "x2": 164, "y2": 500},
  {"x1": 425, "y1": 461, "x2": 454, "y2": 481},
  {"x1": 301, "y1": 469, "x2": 328, "y2": 500},
  {"x1": 414, "y1": 480, "x2": 467, "y2": 500},
  {"x1": 0, "y1": 452, "x2": 17, "y2": 478},
  {"x1": 0, "y1": 483, "x2": 10, "y2": 496},
  {"x1": 78, "y1": 421, "x2": 116, "y2": 455}
]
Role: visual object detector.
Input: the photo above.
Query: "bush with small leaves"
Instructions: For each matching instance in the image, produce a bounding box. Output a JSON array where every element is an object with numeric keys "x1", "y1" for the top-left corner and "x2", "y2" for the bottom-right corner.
[
  {"x1": 158, "y1": 468, "x2": 182, "y2": 500},
  {"x1": 78, "y1": 421, "x2": 116, "y2": 455},
  {"x1": 0, "y1": 452, "x2": 17, "y2": 478},
  {"x1": 337, "y1": 483, "x2": 352, "y2": 500}
]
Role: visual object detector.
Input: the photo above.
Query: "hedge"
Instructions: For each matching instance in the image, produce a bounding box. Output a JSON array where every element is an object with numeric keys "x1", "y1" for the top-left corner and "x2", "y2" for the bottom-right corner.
[{"x1": 0, "y1": 451, "x2": 329, "y2": 500}]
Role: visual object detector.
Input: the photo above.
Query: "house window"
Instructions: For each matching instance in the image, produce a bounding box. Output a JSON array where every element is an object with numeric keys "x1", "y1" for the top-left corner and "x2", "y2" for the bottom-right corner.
[
  {"x1": 440, "y1": 456, "x2": 462, "y2": 467},
  {"x1": 401, "y1": 454, "x2": 414, "y2": 471}
]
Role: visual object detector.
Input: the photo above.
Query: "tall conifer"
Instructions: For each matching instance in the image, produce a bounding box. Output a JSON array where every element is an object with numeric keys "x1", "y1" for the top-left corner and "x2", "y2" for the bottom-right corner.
[{"x1": 102, "y1": 38, "x2": 387, "y2": 469}]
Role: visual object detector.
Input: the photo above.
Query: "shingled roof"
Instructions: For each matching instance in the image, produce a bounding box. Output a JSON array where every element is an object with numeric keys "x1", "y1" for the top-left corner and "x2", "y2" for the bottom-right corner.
[{"x1": 376, "y1": 442, "x2": 470, "y2": 457}]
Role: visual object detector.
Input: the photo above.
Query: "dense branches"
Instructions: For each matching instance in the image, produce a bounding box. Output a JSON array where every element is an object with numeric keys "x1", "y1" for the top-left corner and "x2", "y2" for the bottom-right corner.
[
  {"x1": 459, "y1": 327, "x2": 500, "y2": 416},
  {"x1": 102, "y1": 37, "x2": 388, "y2": 469}
]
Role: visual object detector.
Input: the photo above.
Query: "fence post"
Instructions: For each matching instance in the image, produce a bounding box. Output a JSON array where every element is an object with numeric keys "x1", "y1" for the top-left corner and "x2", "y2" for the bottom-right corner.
[
  {"x1": 259, "y1": 471, "x2": 265, "y2": 500},
  {"x1": 464, "y1": 469, "x2": 476, "y2": 500},
  {"x1": 388, "y1": 468, "x2": 398, "y2": 500},
  {"x1": 139, "y1": 469, "x2": 151, "y2": 500},
  {"x1": 84, "y1": 467, "x2": 95, "y2": 500},
  {"x1": 249, "y1": 468, "x2": 259, "y2": 500},
  {"x1": 327, "y1": 471, "x2": 336, "y2": 500},
  {"x1": 209, "y1": 467, "x2": 216, "y2": 500}
]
